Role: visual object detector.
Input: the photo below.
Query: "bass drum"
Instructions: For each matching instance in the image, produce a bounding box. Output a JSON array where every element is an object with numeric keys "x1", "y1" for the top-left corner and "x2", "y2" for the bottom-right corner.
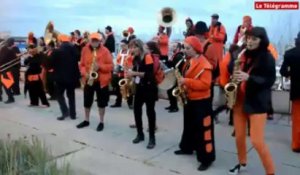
[{"x1": 158, "y1": 68, "x2": 176, "y2": 90}]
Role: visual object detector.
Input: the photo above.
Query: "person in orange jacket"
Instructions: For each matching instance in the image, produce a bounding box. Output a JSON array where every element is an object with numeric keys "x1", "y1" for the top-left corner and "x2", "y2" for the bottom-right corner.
[
  {"x1": 233, "y1": 16, "x2": 253, "y2": 45},
  {"x1": 174, "y1": 36, "x2": 215, "y2": 171},
  {"x1": 111, "y1": 39, "x2": 133, "y2": 108},
  {"x1": 208, "y1": 14, "x2": 227, "y2": 63},
  {"x1": 154, "y1": 26, "x2": 169, "y2": 63},
  {"x1": 221, "y1": 27, "x2": 276, "y2": 175},
  {"x1": 77, "y1": 32, "x2": 114, "y2": 132}
]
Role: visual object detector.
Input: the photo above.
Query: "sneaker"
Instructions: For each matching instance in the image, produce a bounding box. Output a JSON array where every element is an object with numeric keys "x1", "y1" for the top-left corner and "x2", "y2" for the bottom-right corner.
[
  {"x1": 228, "y1": 164, "x2": 247, "y2": 175},
  {"x1": 168, "y1": 108, "x2": 179, "y2": 113},
  {"x1": 76, "y1": 121, "x2": 90, "y2": 129},
  {"x1": 96, "y1": 123, "x2": 104, "y2": 132}
]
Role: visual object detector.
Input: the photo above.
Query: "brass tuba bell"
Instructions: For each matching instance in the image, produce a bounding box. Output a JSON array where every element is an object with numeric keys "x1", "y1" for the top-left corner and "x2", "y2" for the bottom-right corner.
[{"x1": 157, "y1": 7, "x2": 177, "y2": 28}]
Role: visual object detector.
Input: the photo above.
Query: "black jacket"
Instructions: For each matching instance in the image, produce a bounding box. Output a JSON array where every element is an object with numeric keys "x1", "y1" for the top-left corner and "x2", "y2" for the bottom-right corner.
[
  {"x1": 280, "y1": 46, "x2": 300, "y2": 100},
  {"x1": 50, "y1": 42, "x2": 80, "y2": 85},
  {"x1": 242, "y1": 51, "x2": 276, "y2": 114},
  {"x1": 104, "y1": 34, "x2": 115, "y2": 53},
  {"x1": 24, "y1": 53, "x2": 44, "y2": 75}
]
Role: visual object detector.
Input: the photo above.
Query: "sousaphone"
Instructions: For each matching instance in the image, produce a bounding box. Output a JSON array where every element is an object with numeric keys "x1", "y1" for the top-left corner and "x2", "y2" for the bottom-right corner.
[{"x1": 157, "y1": 7, "x2": 176, "y2": 37}]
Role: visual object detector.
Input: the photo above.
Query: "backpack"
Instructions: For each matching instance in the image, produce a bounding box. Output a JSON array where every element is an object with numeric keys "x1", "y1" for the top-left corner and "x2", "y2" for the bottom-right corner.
[{"x1": 151, "y1": 54, "x2": 165, "y2": 84}]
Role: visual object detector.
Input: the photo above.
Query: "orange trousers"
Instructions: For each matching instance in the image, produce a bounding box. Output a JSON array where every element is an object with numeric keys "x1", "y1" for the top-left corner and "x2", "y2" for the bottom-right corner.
[
  {"x1": 233, "y1": 96, "x2": 275, "y2": 174},
  {"x1": 291, "y1": 100, "x2": 300, "y2": 150}
]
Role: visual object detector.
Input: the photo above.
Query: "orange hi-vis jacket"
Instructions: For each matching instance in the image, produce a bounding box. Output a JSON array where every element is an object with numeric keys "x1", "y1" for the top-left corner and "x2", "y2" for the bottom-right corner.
[
  {"x1": 158, "y1": 33, "x2": 169, "y2": 56},
  {"x1": 116, "y1": 50, "x2": 133, "y2": 69},
  {"x1": 268, "y1": 43, "x2": 278, "y2": 60},
  {"x1": 80, "y1": 44, "x2": 114, "y2": 88},
  {"x1": 183, "y1": 55, "x2": 212, "y2": 100},
  {"x1": 208, "y1": 24, "x2": 226, "y2": 62}
]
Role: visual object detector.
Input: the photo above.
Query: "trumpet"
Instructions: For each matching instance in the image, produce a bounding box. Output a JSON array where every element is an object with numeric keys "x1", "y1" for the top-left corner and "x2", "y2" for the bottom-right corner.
[{"x1": 87, "y1": 48, "x2": 99, "y2": 86}]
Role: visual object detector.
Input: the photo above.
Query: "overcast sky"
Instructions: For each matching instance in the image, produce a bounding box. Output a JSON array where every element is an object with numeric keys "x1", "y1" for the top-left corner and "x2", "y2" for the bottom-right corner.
[{"x1": 0, "y1": 0, "x2": 299, "y2": 48}]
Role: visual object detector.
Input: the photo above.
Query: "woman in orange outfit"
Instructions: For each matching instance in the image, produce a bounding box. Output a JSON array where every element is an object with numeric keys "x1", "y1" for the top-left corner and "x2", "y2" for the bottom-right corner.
[
  {"x1": 221, "y1": 27, "x2": 276, "y2": 175},
  {"x1": 174, "y1": 36, "x2": 215, "y2": 171}
]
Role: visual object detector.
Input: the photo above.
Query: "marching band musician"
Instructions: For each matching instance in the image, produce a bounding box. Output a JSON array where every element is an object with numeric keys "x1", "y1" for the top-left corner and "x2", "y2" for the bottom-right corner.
[
  {"x1": 43, "y1": 41, "x2": 56, "y2": 100},
  {"x1": 233, "y1": 16, "x2": 253, "y2": 45},
  {"x1": 183, "y1": 18, "x2": 195, "y2": 38},
  {"x1": 154, "y1": 26, "x2": 169, "y2": 63},
  {"x1": 24, "y1": 43, "x2": 50, "y2": 107},
  {"x1": 174, "y1": 36, "x2": 215, "y2": 171},
  {"x1": 111, "y1": 39, "x2": 133, "y2": 108},
  {"x1": 77, "y1": 32, "x2": 114, "y2": 132},
  {"x1": 49, "y1": 34, "x2": 80, "y2": 121},
  {"x1": 220, "y1": 27, "x2": 276, "y2": 175},
  {"x1": 280, "y1": 31, "x2": 300, "y2": 153},
  {"x1": 127, "y1": 27, "x2": 136, "y2": 42},
  {"x1": 125, "y1": 39, "x2": 157, "y2": 149},
  {"x1": 208, "y1": 14, "x2": 226, "y2": 63}
]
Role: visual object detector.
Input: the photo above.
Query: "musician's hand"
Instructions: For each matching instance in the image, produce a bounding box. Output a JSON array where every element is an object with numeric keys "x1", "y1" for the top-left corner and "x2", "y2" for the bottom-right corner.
[
  {"x1": 178, "y1": 78, "x2": 185, "y2": 86},
  {"x1": 233, "y1": 70, "x2": 249, "y2": 82}
]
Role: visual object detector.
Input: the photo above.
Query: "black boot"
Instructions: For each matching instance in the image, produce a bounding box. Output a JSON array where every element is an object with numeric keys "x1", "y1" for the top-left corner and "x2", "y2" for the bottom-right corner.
[
  {"x1": 132, "y1": 134, "x2": 144, "y2": 144},
  {"x1": 96, "y1": 122, "x2": 104, "y2": 132},
  {"x1": 4, "y1": 98, "x2": 14, "y2": 104},
  {"x1": 198, "y1": 162, "x2": 213, "y2": 171},
  {"x1": 146, "y1": 138, "x2": 156, "y2": 149},
  {"x1": 174, "y1": 150, "x2": 193, "y2": 155},
  {"x1": 76, "y1": 121, "x2": 90, "y2": 129}
]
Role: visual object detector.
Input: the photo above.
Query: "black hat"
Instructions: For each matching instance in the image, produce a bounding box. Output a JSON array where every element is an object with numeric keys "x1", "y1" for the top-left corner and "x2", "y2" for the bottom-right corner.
[
  {"x1": 105, "y1": 26, "x2": 112, "y2": 32},
  {"x1": 194, "y1": 21, "x2": 208, "y2": 35},
  {"x1": 211, "y1": 13, "x2": 219, "y2": 19},
  {"x1": 246, "y1": 26, "x2": 270, "y2": 50}
]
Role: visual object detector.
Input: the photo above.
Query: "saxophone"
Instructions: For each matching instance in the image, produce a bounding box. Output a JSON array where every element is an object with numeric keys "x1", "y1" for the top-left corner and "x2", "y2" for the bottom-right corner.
[
  {"x1": 119, "y1": 77, "x2": 133, "y2": 100},
  {"x1": 224, "y1": 48, "x2": 247, "y2": 109},
  {"x1": 172, "y1": 59, "x2": 187, "y2": 106},
  {"x1": 87, "y1": 48, "x2": 99, "y2": 86}
]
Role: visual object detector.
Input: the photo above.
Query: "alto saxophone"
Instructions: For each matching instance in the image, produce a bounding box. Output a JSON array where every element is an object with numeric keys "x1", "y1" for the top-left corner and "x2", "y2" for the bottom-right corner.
[
  {"x1": 224, "y1": 48, "x2": 247, "y2": 109},
  {"x1": 119, "y1": 77, "x2": 133, "y2": 100},
  {"x1": 172, "y1": 59, "x2": 187, "y2": 106},
  {"x1": 87, "y1": 48, "x2": 99, "y2": 86}
]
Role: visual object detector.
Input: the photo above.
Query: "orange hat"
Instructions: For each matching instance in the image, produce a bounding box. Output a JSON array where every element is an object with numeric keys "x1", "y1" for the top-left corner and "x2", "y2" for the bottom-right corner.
[
  {"x1": 90, "y1": 32, "x2": 102, "y2": 40},
  {"x1": 243, "y1": 16, "x2": 252, "y2": 23},
  {"x1": 127, "y1": 27, "x2": 134, "y2": 34},
  {"x1": 184, "y1": 36, "x2": 203, "y2": 53},
  {"x1": 58, "y1": 34, "x2": 70, "y2": 42}
]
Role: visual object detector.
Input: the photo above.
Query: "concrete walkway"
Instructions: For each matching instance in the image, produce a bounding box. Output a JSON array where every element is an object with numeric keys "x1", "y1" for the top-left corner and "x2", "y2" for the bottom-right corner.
[{"x1": 0, "y1": 89, "x2": 299, "y2": 175}]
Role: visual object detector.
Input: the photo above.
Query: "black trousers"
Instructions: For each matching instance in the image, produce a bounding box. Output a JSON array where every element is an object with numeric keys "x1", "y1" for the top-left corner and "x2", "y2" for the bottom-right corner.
[
  {"x1": 28, "y1": 79, "x2": 49, "y2": 106},
  {"x1": 134, "y1": 86, "x2": 157, "y2": 138},
  {"x1": 56, "y1": 82, "x2": 76, "y2": 117},
  {"x1": 179, "y1": 98, "x2": 216, "y2": 164},
  {"x1": 167, "y1": 84, "x2": 178, "y2": 109},
  {"x1": 46, "y1": 72, "x2": 56, "y2": 99},
  {"x1": 11, "y1": 67, "x2": 20, "y2": 95}
]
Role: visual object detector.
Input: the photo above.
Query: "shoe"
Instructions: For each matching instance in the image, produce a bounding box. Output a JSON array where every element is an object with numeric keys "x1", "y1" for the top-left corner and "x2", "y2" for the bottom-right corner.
[
  {"x1": 57, "y1": 116, "x2": 67, "y2": 121},
  {"x1": 132, "y1": 134, "x2": 144, "y2": 144},
  {"x1": 128, "y1": 105, "x2": 133, "y2": 109},
  {"x1": 198, "y1": 162, "x2": 212, "y2": 171},
  {"x1": 267, "y1": 115, "x2": 274, "y2": 120},
  {"x1": 110, "y1": 104, "x2": 121, "y2": 108},
  {"x1": 231, "y1": 131, "x2": 235, "y2": 137},
  {"x1": 228, "y1": 164, "x2": 247, "y2": 175},
  {"x1": 292, "y1": 148, "x2": 300, "y2": 153},
  {"x1": 165, "y1": 106, "x2": 171, "y2": 110},
  {"x1": 76, "y1": 121, "x2": 90, "y2": 129},
  {"x1": 146, "y1": 138, "x2": 156, "y2": 149},
  {"x1": 174, "y1": 150, "x2": 193, "y2": 155},
  {"x1": 129, "y1": 124, "x2": 136, "y2": 128},
  {"x1": 96, "y1": 123, "x2": 104, "y2": 132},
  {"x1": 41, "y1": 104, "x2": 50, "y2": 108},
  {"x1": 70, "y1": 116, "x2": 76, "y2": 120},
  {"x1": 4, "y1": 99, "x2": 14, "y2": 104},
  {"x1": 168, "y1": 108, "x2": 179, "y2": 113}
]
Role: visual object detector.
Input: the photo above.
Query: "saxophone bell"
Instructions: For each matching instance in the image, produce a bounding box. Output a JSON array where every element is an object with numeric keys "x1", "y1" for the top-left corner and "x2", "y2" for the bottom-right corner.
[
  {"x1": 118, "y1": 78, "x2": 128, "y2": 87},
  {"x1": 172, "y1": 87, "x2": 181, "y2": 97}
]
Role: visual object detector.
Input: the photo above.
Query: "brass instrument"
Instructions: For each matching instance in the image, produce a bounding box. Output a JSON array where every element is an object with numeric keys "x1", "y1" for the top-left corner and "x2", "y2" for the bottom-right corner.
[
  {"x1": 0, "y1": 52, "x2": 29, "y2": 73},
  {"x1": 224, "y1": 48, "x2": 247, "y2": 109},
  {"x1": 172, "y1": 59, "x2": 187, "y2": 105},
  {"x1": 44, "y1": 21, "x2": 60, "y2": 46},
  {"x1": 87, "y1": 48, "x2": 99, "y2": 86},
  {"x1": 119, "y1": 77, "x2": 134, "y2": 100}
]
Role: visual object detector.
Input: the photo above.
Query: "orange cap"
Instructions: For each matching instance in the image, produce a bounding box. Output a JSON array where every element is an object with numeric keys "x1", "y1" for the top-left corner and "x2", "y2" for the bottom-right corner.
[
  {"x1": 89, "y1": 32, "x2": 102, "y2": 40},
  {"x1": 58, "y1": 34, "x2": 70, "y2": 42},
  {"x1": 185, "y1": 36, "x2": 203, "y2": 53}
]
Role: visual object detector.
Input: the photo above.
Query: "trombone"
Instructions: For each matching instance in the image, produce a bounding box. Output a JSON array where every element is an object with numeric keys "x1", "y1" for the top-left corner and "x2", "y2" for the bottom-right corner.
[{"x1": 0, "y1": 52, "x2": 29, "y2": 73}]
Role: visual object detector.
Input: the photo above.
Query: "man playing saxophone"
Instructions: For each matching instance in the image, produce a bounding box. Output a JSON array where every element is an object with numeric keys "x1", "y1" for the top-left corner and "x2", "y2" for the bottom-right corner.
[
  {"x1": 77, "y1": 32, "x2": 114, "y2": 132},
  {"x1": 111, "y1": 39, "x2": 133, "y2": 108},
  {"x1": 174, "y1": 36, "x2": 215, "y2": 171}
]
